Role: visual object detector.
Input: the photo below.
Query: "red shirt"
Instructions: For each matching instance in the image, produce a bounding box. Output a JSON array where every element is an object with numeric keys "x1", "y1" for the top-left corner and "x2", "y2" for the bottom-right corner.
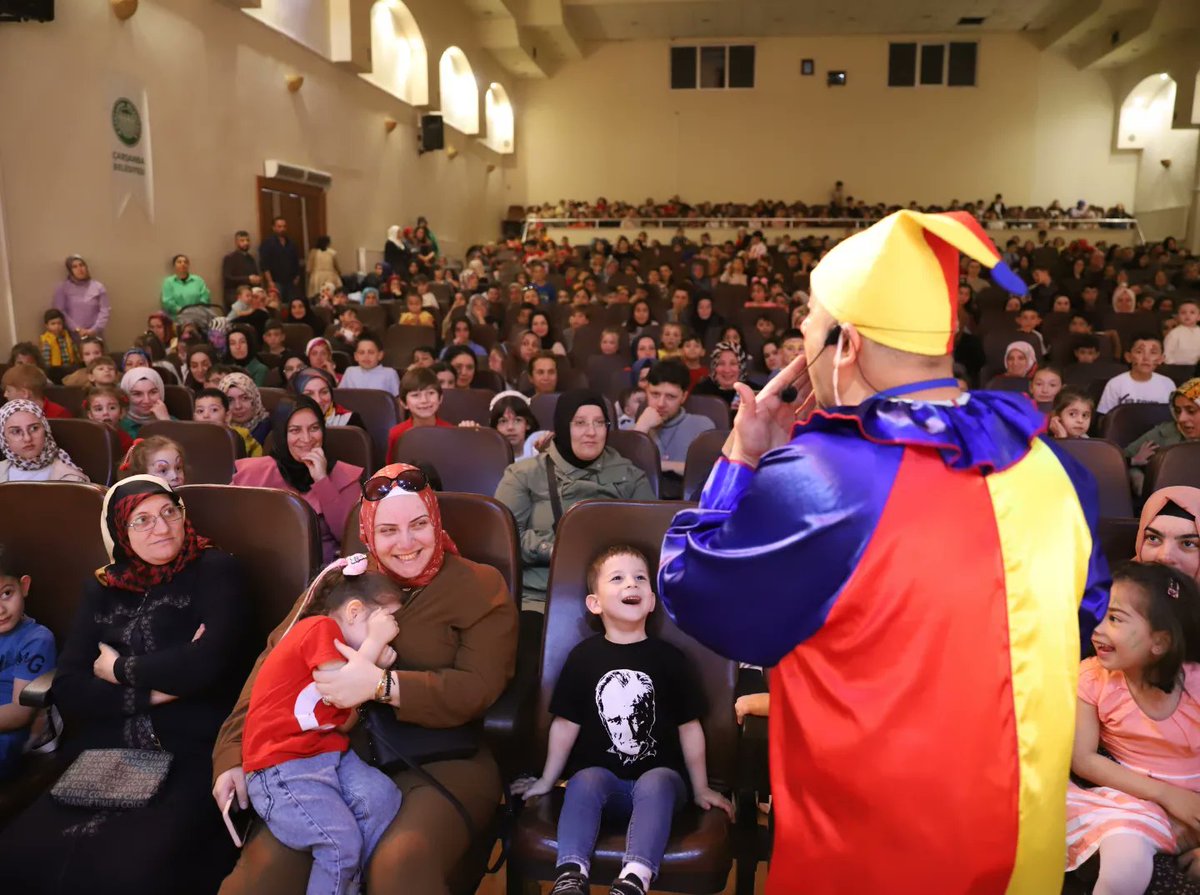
[
  {"x1": 241, "y1": 616, "x2": 350, "y2": 773},
  {"x1": 687, "y1": 366, "x2": 708, "y2": 389},
  {"x1": 42, "y1": 399, "x2": 71, "y2": 419},
  {"x1": 386, "y1": 416, "x2": 455, "y2": 464}
]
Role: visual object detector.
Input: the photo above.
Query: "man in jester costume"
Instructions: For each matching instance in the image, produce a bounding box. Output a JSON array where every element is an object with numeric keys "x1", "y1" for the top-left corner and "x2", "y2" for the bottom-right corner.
[{"x1": 658, "y1": 211, "x2": 1109, "y2": 894}]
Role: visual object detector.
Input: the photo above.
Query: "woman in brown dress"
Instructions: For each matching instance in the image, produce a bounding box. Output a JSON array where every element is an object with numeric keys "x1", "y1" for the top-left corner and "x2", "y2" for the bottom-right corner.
[{"x1": 212, "y1": 463, "x2": 518, "y2": 894}]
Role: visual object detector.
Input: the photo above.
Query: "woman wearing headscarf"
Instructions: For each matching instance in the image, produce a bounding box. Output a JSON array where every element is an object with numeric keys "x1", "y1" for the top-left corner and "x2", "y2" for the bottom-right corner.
[
  {"x1": 0, "y1": 399, "x2": 89, "y2": 482},
  {"x1": 690, "y1": 340, "x2": 748, "y2": 407},
  {"x1": 122, "y1": 347, "x2": 151, "y2": 371},
  {"x1": 120, "y1": 366, "x2": 172, "y2": 438},
  {"x1": 494, "y1": 389, "x2": 656, "y2": 608},
  {"x1": 0, "y1": 477, "x2": 253, "y2": 895},
  {"x1": 52, "y1": 254, "x2": 111, "y2": 339},
  {"x1": 986, "y1": 341, "x2": 1039, "y2": 389},
  {"x1": 218, "y1": 371, "x2": 272, "y2": 446},
  {"x1": 290, "y1": 366, "x2": 364, "y2": 429},
  {"x1": 687, "y1": 295, "x2": 725, "y2": 350},
  {"x1": 1135, "y1": 486, "x2": 1200, "y2": 583},
  {"x1": 223, "y1": 323, "x2": 269, "y2": 386},
  {"x1": 384, "y1": 225, "x2": 409, "y2": 273},
  {"x1": 231, "y1": 397, "x2": 363, "y2": 563},
  {"x1": 213, "y1": 463, "x2": 517, "y2": 895},
  {"x1": 1125, "y1": 378, "x2": 1200, "y2": 496}
]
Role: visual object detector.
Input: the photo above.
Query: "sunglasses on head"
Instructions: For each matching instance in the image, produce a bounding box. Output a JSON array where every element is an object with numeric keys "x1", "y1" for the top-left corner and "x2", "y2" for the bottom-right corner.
[{"x1": 362, "y1": 468, "x2": 428, "y2": 502}]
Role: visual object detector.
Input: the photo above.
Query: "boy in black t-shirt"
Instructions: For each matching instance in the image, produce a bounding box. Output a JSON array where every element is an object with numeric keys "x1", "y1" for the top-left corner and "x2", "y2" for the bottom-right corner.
[{"x1": 512, "y1": 546, "x2": 733, "y2": 895}]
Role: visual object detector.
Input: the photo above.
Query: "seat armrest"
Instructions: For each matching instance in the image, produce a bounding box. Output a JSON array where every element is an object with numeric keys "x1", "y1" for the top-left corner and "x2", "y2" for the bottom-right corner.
[
  {"x1": 737, "y1": 714, "x2": 770, "y2": 795},
  {"x1": 19, "y1": 670, "x2": 56, "y2": 709}
]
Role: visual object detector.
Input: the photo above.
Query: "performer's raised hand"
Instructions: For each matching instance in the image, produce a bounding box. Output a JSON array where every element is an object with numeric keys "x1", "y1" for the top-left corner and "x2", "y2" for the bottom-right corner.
[{"x1": 727, "y1": 353, "x2": 812, "y2": 469}]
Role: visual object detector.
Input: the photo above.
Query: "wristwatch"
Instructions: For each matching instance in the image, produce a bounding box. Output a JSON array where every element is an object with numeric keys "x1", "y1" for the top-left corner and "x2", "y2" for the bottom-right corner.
[{"x1": 374, "y1": 670, "x2": 393, "y2": 703}]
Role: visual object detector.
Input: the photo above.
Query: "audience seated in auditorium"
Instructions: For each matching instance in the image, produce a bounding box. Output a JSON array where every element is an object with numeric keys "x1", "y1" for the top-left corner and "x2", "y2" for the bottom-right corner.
[
  {"x1": 185, "y1": 344, "x2": 217, "y2": 392},
  {"x1": 2, "y1": 363, "x2": 71, "y2": 419},
  {"x1": 217, "y1": 371, "x2": 273, "y2": 446},
  {"x1": 338, "y1": 333, "x2": 400, "y2": 397},
  {"x1": 635, "y1": 361, "x2": 716, "y2": 499},
  {"x1": 490, "y1": 391, "x2": 549, "y2": 460},
  {"x1": 0, "y1": 399, "x2": 88, "y2": 482},
  {"x1": 1048, "y1": 388, "x2": 1095, "y2": 439},
  {"x1": 385, "y1": 366, "x2": 456, "y2": 463},
  {"x1": 690, "y1": 342, "x2": 748, "y2": 407},
  {"x1": 1097, "y1": 333, "x2": 1174, "y2": 415},
  {"x1": 213, "y1": 463, "x2": 516, "y2": 895},
  {"x1": 84, "y1": 384, "x2": 135, "y2": 451},
  {"x1": 1124, "y1": 378, "x2": 1200, "y2": 495},
  {"x1": 223, "y1": 324, "x2": 269, "y2": 387},
  {"x1": 194, "y1": 387, "x2": 263, "y2": 457},
  {"x1": 231, "y1": 397, "x2": 362, "y2": 563},
  {"x1": 120, "y1": 366, "x2": 172, "y2": 438},
  {"x1": 443, "y1": 345, "x2": 478, "y2": 390},
  {"x1": 0, "y1": 477, "x2": 253, "y2": 895},
  {"x1": 1030, "y1": 366, "x2": 1064, "y2": 411},
  {"x1": 495, "y1": 390, "x2": 655, "y2": 609}
]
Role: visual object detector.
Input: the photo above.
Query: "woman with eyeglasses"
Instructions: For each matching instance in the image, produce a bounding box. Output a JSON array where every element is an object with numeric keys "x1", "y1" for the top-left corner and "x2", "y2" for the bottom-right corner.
[
  {"x1": 213, "y1": 462, "x2": 517, "y2": 895},
  {"x1": 494, "y1": 389, "x2": 655, "y2": 609},
  {"x1": 231, "y1": 396, "x2": 364, "y2": 563},
  {"x1": 0, "y1": 476, "x2": 255, "y2": 895},
  {"x1": 0, "y1": 399, "x2": 89, "y2": 482}
]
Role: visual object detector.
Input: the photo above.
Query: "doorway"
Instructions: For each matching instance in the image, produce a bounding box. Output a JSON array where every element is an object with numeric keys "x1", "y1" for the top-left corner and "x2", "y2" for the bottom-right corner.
[{"x1": 256, "y1": 177, "x2": 327, "y2": 257}]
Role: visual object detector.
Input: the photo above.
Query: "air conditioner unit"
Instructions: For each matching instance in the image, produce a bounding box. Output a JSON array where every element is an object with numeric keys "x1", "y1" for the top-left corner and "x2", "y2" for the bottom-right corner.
[{"x1": 263, "y1": 160, "x2": 333, "y2": 190}]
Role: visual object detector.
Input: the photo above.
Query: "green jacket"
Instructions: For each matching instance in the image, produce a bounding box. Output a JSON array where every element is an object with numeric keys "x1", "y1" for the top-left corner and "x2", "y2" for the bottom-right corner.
[
  {"x1": 1124, "y1": 420, "x2": 1188, "y2": 460},
  {"x1": 494, "y1": 443, "x2": 655, "y2": 606},
  {"x1": 161, "y1": 274, "x2": 211, "y2": 318}
]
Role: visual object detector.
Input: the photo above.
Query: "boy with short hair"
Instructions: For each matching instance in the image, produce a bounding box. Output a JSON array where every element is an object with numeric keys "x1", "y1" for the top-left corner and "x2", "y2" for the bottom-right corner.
[
  {"x1": 1071, "y1": 334, "x2": 1102, "y2": 365},
  {"x1": 193, "y1": 387, "x2": 263, "y2": 457},
  {"x1": 339, "y1": 334, "x2": 400, "y2": 397},
  {"x1": 62, "y1": 337, "x2": 107, "y2": 387},
  {"x1": 513, "y1": 546, "x2": 732, "y2": 895},
  {"x1": 680, "y1": 335, "x2": 707, "y2": 389},
  {"x1": 262, "y1": 320, "x2": 287, "y2": 357},
  {"x1": 1096, "y1": 333, "x2": 1175, "y2": 414},
  {"x1": 754, "y1": 314, "x2": 778, "y2": 342},
  {"x1": 39, "y1": 309, "x2": 80, "y2": 372},
  {"x1": 83, "y1": 384, "x2": 134, "y2": 452},
  {"x1": 658, "y1": 323, "x2": 684, "y2": 361},
  {"x1": 1164, "y1": 298, "x2": 1200, "y2": 365},
  {"x1": 1, "y1": 365, "x2": 69, "y2": 418},
  {"x1": 385, "y1": 366, "x2": 454, "y2": 463},
  {"x1": 1015, "y1": 307, "x2": 1046, "y2": 357},
  {"x1": 410, "y1": 346, "x2": 435, "y2": 368}
]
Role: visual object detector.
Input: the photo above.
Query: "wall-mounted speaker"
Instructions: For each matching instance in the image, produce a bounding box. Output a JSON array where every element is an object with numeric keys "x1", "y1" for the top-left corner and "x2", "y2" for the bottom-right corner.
[{"x1": 418, "y1": 114, "x2": 444, "y2": 153}]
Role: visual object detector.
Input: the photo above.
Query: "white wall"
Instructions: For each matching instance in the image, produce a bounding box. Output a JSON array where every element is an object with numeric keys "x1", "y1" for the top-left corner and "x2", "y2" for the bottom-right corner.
[
  {"x1": 0, "y1": 0, "x2": 522, "y2": 347},
  {"x1": 519, "y1": 34, "x2": 1137, "y2": 210}
]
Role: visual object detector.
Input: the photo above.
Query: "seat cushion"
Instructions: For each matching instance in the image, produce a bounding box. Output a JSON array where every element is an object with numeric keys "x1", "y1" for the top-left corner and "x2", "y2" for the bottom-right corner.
[{"x1": 512, "y1": 786, "x2": 733, "y2": 893}]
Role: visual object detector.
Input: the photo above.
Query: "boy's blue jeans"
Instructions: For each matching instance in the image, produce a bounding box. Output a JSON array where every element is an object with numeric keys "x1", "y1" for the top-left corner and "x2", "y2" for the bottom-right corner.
[
  {"x1": 248, "y1": 749, "x2": 401, "y2": 895},
  {"x1": 556, "y1": 766, "x2": 686, "y2": 879}
]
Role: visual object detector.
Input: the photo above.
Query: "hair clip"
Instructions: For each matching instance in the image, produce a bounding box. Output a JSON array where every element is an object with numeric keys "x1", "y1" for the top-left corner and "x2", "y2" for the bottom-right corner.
[
  {"x1": 343, "y1": 553, "x2": 369, "y2": 577},
  {"x1": 1169, "y1": 578, "x2": 1181, "y2": 600},
  {"x1": 118, "y1": 439, "x2": 143, "y2": 472}
]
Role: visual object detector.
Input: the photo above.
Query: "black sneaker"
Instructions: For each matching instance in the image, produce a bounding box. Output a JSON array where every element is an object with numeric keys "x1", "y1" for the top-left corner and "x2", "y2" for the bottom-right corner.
[
  {"x1": 609, "y1": 874, "x2": 647, "y2": 895},
  {"x1": 549, "y1": 870, "x2": 589, "y2": 895}
]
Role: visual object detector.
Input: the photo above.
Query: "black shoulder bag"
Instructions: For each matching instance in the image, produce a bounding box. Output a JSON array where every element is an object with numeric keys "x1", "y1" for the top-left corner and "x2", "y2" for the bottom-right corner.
[{"x1": 545, "y1": 453, "x2": 565, "y2": 530}]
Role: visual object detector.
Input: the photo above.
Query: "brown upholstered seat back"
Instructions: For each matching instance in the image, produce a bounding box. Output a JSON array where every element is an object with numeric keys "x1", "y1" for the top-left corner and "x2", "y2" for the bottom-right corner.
[{"x1": 140, "y1": 420, "x2": 243, "y2": 485}]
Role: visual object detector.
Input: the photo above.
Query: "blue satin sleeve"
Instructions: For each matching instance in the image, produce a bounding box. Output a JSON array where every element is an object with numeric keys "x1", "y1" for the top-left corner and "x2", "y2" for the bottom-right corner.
[
  {"x1": 658, "y1": 434, "x2": 900, "y2": 667},
  {"x1": 1043, "y1": 437, "x2": 1111, "y2": 651}
]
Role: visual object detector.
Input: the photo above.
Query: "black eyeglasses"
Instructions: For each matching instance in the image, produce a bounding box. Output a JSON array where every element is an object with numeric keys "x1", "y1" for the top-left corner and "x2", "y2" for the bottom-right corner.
[{"x1": 362, "y1": 468, "x2": 428, "y2": 502}]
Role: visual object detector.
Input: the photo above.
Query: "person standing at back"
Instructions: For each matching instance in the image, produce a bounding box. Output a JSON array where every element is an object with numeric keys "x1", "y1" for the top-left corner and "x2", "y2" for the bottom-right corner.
[
  {"x1": 659, "y1": 210, "x2": 1109, "y2": 895},
  {"x1": 259, "y1": 216, "x2": 303, "y2": 302},
  {"x1": 221, "y1": 230, "x2": 262, "y2": 309}
]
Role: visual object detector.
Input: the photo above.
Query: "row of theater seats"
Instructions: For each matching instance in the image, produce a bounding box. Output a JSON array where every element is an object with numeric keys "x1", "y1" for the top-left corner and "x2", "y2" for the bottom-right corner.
[{"x1": 0, "y1": 484, "x2": 761, "y2": 894}]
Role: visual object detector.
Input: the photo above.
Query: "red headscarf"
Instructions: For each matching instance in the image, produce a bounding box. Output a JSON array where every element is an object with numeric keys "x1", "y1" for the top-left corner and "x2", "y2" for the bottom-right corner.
[
  {"x1": 99, "y1": 477, "x2": 212, "y2": 593},
  {"x1": 358, "y1": 463, "x2": 459, "y2": 588}
]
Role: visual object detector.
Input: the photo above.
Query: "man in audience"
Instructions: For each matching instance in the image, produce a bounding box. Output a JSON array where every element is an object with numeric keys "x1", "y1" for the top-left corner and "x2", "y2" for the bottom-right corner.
[
  {"x1": 221, "y1": 229, "x2": 262, "y2": 308},
  {"x1": 659, "y1": 210, "x2": 1106, "y2": 895},
  {"x1": 635, "y1": 360, "x2": 715, "y2": 498},
  {"x1": 529, "y1": 261, "x2": 555, "y2": 304},
  {"x1": 1096, "y1": 332, "x2": 1174, "y2": 414},
  {"x1": 2, "y1": 364, "x2": 70, "y2": 418},
  {"x1": 528, "y1": 352, "x2": 559, "y2": 397},
  {"x1": 259, "y1": 215, "x2": 303, "y2": 301}
]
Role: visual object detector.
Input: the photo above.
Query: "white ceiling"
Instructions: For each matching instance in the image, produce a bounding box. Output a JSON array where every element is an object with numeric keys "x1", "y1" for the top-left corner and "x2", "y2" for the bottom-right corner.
[{"x1": 560, "y1": 0, "x2": 1071, "y2": 41}]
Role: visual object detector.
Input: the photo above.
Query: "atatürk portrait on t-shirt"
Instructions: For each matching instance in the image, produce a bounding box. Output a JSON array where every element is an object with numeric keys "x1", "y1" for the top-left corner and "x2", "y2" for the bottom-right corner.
[{"x1": 595, "y1": 669, "x2": 657, "y2": 764}]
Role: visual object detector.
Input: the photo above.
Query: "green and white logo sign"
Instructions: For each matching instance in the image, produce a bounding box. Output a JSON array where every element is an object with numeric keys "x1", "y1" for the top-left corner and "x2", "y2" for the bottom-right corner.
[{"x1": 111, "y1": 97, "x2": 142, "y2": 148}]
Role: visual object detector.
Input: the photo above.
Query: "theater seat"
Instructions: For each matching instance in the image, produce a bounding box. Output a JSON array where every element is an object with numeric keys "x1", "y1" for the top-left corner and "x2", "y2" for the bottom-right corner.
[
  {"x1": 530, "y1": 392, "x2": 560, "y2": 432},
  {"x1": 510, "y1": 499, "x2": 738, "y2": 894},
  {"x1": 1055, "y1": 438, "x2": 1134, "y2": 519},
  {"x1": 333, "y1": 388, "x2": 399, "y2": 470},
  {"x1": 281, "y1": 322, "x2": 313, "y2": 353},
  {"x1": 439, "y1": 388, "x2": 497, "y2": 426},
  {"x1": 258, "y1": 386, "x2": 288, "y2": 414},
  {"x1": 48, "y1": 418, "x2": 120, "y2": 486},
  {"x1": 140, "y1": 420, "x2": 242, "y2": 485},
  {"x1": 324, "y1": 426, "x2": 374, "y2": 473},
  {"x1": 685, "y1": 394, "x2": 732, "y2": 430},
  {"x1": 0, "y1": 482, "x2": 107, "y2": 828},
  {"x1": 163, "y1": 384, "x2": 194, "y2": 420},
  {"x1": 44, "y1": 385, "x2": 84, "y2": 417},
  {"x1": 383, "y1": 324, "x2": 437, "y2": 370},
  {"x1": 1101, "y1": 403, "x2": 1173, "y2": 449},
  {"x1": 392, "y1": 427, "x2": 513, "y2": 495},
  {"x1": 1144, "y1": 442, "x2": 1200, "y2": 494},
  {"x1": 1098, "y1": 516, "x2": 1140, "y2": 569},
  {"x1": 1159, "y1": 364, "x2": 1196, "y2": 387},
  {"x1": 606, "y1": 429, "x2": 661, "y2": 497},
  {"x1": 683, "y1": 429, "x2": 731, "y2": 501},
  {"x1": 176, "y1": 485, "x2": 320, "y2": 636}
]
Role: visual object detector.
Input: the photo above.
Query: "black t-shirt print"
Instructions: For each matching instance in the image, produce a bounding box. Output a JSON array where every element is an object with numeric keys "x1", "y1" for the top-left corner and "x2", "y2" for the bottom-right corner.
[{"x1": 549, "y1": 635, "x2": 705, "y2": 781}]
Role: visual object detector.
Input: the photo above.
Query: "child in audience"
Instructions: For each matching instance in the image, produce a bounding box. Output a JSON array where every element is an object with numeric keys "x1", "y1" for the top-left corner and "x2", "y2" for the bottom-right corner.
[
  {"x1": 261, "y1": 320, "x2": 287, "y2": 358},
  {"x1": 193, "y1": 388, "x2": 262, "y2": 457},
  {"x1": 600, "y1": 328, "x2": 621, "y2": 357},
  {"x1": 1072, "y1": 334, "x2": 1102, "y2": 365},
  {"x1": 242, "y1": 557, "x2": 402, "y2": 895},
  {"x1": 8, "y1": 342, "x2": 42, "y2": 368},
  {"x1": 119, "y1": 435, "x2": 186, "y2": 487},
  {"x1": 616, "y1": 388, "x2": 647, "y2": 430},
  {"x1": 38, "y1": 309, "x2": 80, "y2": 372},
  {"x1": 1066, "y1": 562, "x2": 1200, "y2": 895},
  {"x1": 1164, "y1": 299, "x2": 1200, "y2": 366},
  {"x1": 754, "y1": 314, "x2": 778, "y2": 343},
  {"x1": 339, "y1": 334, "x2": 400, "y2": 397},
  {"x1": 84, "y1": 356, "x2": 119, "y2": 387},
  {"x1": 680, "y1": 335, "x2": 707, "y2": 389},
  {"x1": 84, "y1": 385, "x2": 134, "y2": 452},
  {"x1": 1068, "y1": 314, "x2": 1094, "y2": 336},
  {"x1": 385, "y1": 366, "x2": 455, "y2": 463},
  {"x1": 1048, "y1": 389, "x2": 1094, "y2": 439},
  {"x1": 411, "y1": 346, "x2": 436, "y2": 368},
  {"x1": 398, "y1": 292, "x2": 435, "y2": 327},
  {"x1": 1030, "y1": 366, "x2": 1063, "y2": 410},
  {"x1": 1097, "y1": 333, "x2": 1174, "y2": 414},
  {"x1": 62, "y1": 336, "x2": 107, "y2": 387},
  {"x1": 512, "y1": 546, "x2": 732, "y2": 895},
  {"x1": 431, "y1": 363, "x2": 456, "y2": 391},
  {"x1": 0, "y1": 545, "x2": 56, "y2": 781},
  {"x1": 564, "y1": 307, "x2": 590, "y2": 353},
  {"x1": 659, "y1": 323, "x2": 684, "y2": 360},
  {"x1": 2, "y1": 365, "x2": 70, "y2": 418},
  {"x1": 1015, "y1": 308, "x2": 1047, "y2": 357}
]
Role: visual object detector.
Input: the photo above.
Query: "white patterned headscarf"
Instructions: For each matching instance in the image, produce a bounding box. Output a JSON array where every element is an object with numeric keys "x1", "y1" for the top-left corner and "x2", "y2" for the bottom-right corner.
[
  {"x1": 218, "y1": 371, "x2": 268, "y2": 431},
  {"x1": 0, "y1": 399, "x2": 81, "y2": 472}
]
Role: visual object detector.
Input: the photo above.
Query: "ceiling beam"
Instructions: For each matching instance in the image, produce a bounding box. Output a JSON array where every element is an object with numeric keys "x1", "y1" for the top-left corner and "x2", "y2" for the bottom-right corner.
[{"x1": 1032, "y1": 0, "x2": 1103, "y2": 51}]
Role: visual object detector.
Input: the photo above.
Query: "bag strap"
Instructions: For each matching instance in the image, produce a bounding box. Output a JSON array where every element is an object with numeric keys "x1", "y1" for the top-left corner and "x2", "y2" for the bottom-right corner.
[{"x1": 545, "y1": 453, "x2": 564, "y2": 529}]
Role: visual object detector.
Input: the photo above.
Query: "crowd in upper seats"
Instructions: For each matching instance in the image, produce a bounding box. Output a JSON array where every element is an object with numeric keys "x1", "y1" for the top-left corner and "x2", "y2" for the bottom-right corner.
[{"x1": 5, "y1": 205, "x2": 1200, "y2": 894}]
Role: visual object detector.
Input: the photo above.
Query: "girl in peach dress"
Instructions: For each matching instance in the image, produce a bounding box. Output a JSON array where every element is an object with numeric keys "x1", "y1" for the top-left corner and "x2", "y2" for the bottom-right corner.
[{"x1": 1068, "y1": 561, "x2": 1200, "y2": 895}]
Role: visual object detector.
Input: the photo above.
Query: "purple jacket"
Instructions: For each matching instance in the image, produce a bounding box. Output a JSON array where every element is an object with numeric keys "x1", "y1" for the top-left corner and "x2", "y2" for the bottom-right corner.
[{"x1": 52, "y1": 278, "x2": 111, "y2": 335}]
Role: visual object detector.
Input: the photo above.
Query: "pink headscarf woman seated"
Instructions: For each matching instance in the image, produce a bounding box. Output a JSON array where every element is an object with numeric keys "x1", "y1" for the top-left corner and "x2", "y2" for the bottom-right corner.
[{"x1": 1136, "y1": 486, "x2": 1200, "y2": 583}]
